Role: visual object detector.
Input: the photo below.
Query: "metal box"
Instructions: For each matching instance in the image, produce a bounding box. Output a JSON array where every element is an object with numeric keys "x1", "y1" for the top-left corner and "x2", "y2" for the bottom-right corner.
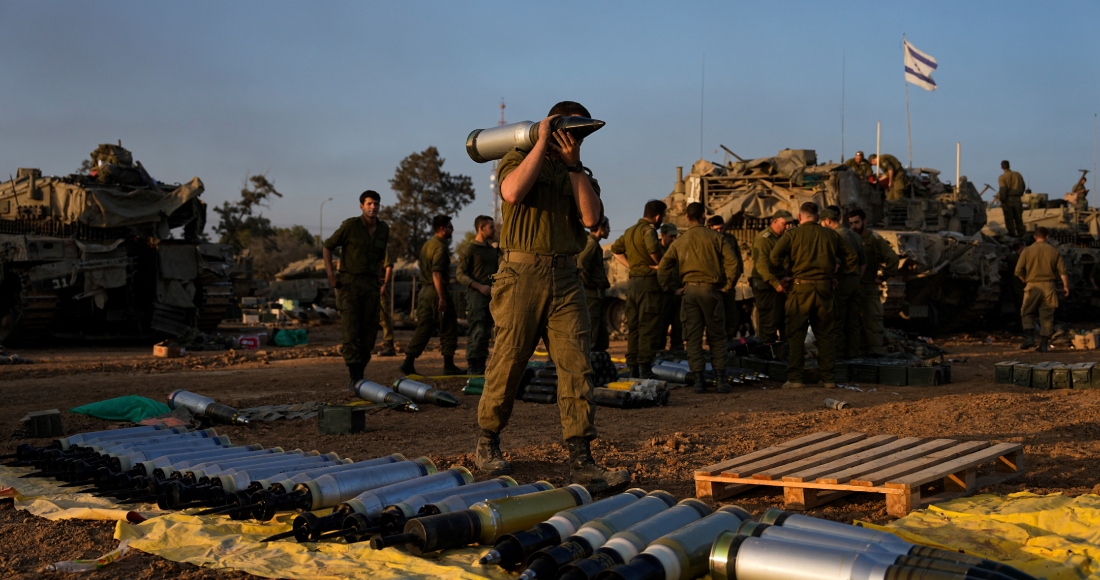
[
  {"x1": 907, "y1": 366, "x2": 943, "y2": 386},
  {"x1": 1071, "y1": 362, "x2": 1099, "y2": 388},
  {"x1": 849, "y1": 364, "x2": 879, "y2": 383},
  {"x1": 833, "y1": 363, "x2": 850, "y2": 382},
  {"x1": 318, "y1": 405, "x2": 367, "y2": 435},
  {"x1": 994, "y1": 361, "x2": 1018, "y2": 384},
  {"x1": 1012, "y1": 364, "x2": 1033, "y2": 388},
  {"x1": 767, "y1": 360, "x2": 789, "y2": 382},
  {"x1": 1051, "y1": 364, "x2": 1072, "y2": 390},
  {"x1": 879, "y1": 365, "x2": 909, "y2": 386},
  {"x1": 1030, "y1": 362, "x2": 1055, "y2": 390},
  {"x1": 20, "y1": 409, "x2": 62, "y2": 438}
]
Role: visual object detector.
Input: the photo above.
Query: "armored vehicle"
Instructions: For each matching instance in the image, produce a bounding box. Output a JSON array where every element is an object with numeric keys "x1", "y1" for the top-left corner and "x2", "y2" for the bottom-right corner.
[{"x1": 0, "y1": 144, "x2": 235, "y2": 343}]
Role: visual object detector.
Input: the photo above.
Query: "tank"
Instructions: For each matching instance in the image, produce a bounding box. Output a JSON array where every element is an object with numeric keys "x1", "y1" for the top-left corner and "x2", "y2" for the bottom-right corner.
[{"x1": 0, "y1": 144, "x2": 234, "y2": 343}]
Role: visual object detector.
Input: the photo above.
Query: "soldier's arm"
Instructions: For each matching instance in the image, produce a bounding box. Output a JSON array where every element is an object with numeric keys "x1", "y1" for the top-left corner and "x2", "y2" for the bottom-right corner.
[
  {"x1": 644, "y1": 227, "x2": 661, "y2": 269},
  {"x1": 500, "y1": 117, "x2": 554, "y2": 205},
  {"x1": 322, "y1": 222, "x2": 347, "y2": 287},
  {"x1": 430, "y1": 244, "x2": 449, "y2": 311},
  {"x1": 1013, "y1": 250, "x2": 1027, "y2": 282},
  {"x1": 576, "y1": 241, "x2": 594, "y2": 288},
  {"x1": 721, "y1": 237, "x2": 739, "y2": 293},
  {"x1": 769, "y1": 234, "x2": 792, "y2": 274},
  {"x1": 456, "y1": 249, "x2": 475, "y2": 288},
  {"x1": 879, "y1": 236, "x2": 900, "y2": 278},
  {"x1": 657, "y1": 247, "x2": 679, "y2": 292},
  {"x1": 1056, "y1": 253, "x2": 1070, "y2": 296},
  {"x1": 726, "y1": 236, "x2": 744, "y2": 284},
  {"x1": 998, "y1": 174, "x2": 1008, "y2": 196},
  {"x1": 753, "y1": 239, "x2": 781, "y2": 289},
  {"x1": 838, "y1": 233, "x2": 858, "y2": 275},
  {"x1": 610, "y1": 235, "x2": 630, "y2": 269}
]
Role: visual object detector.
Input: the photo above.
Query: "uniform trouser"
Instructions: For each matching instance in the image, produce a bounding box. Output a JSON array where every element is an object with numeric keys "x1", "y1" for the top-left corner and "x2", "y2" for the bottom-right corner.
[
  {"x1": 681, "y1": 284, "x2": 728, "y2": 374},
  {"x1": 752, "y1": 281, "x2": 785, "y2": 342},
  {"x1": 785, "y1": 280, "x2": 836, "y2": 383},
  {"x1": 466, "y1": 289, "x2": 492, "y2": 361},
  {"x1": 625, "y1": 276, "x2": 662, "y2": 366},
  {"x1": 833, "y1": 275, "x2": 862, "y2": 359},
  {"x1": 1003, "y1": 198, "x2": 1025, "y2": 237},
  {"x1": 858, "y1": 282, "x2": 887, "y2": 355},
  {"x1": 723, "y1": 288, "x2": 740, "y2": 340},
  {"x1": 337, "y1": 274, "x2": 381, "y2": 365},
  {"x1": 479, "y1": 261, "x2": 596, "y2": 440},
  {"x1": 886, "y1": 177, "x2": 908, "y2": 202},
  {"x1": 406, "y1": 286, "x2": 458, "y2": 358},
  {"x1": 379, "y1": 291, "x2": 394, "y2": 343},
  {"x1": 585, "y1": 287, "x2": 610, "y2": 352},
  {"x1": 656, "y1": 291, "x2": 683, "y2": 351},
  {"x1": 1021, "y1": 281, "x2": 1058, "y2": 337}
]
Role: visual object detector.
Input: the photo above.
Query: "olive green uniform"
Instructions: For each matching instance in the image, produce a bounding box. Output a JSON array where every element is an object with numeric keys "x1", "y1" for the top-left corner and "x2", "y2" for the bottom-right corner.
[
  {"x1": 658, "y1": 224, "x2": 740, "y2": 374},
  {"x1": 833, "y1": 226, "x2": 867, "y2": 359},
  {"x1": 457, "y1": 240, "x2": 499, "y2": 364},
  {"x1": 479, "y1": 149, "x2": 600, "y2": 441},
  {"x1": 770, "y1": 221, "x2": 856, "y2": 383},
  {"x1": 577, "y1": 233, "x2": 610, "y2": 352},
  {"x1": 657, "y1": 261, "x2": 684, "y2": 351},
  {"x1": 858, "y1": 228, "x2": 900, "y2": 355},
  {"x1": 379, "y1": 253, "x2": 395, "y2": 344},
  {"x1": 1014, "y1": 240, "x2": 1066, "y2": 337},
  {"x1": 878, "y1": 154, "x2": 908, "y2": 202},
  {"x1": 324, "y1": 216, "x2": 390, "y2": 366},
  {"x1": 845, "y1": 157, "x2": 872, "y2": 179},
  {"x1": 721, "y1": 232, "x2": 745, "y2": 340},
  {"x1": 406, "y1": 236, "x2": 458, "y2": 359},
  {"x1": 999, "y1": 169, "x2": 1026, "y2": 237},
  {"x1": 750, "y1": 228, "x2": 787, "y2": 341},
  {"x1": 611, "y1": 219, "x2": 662, "y2": 368}
]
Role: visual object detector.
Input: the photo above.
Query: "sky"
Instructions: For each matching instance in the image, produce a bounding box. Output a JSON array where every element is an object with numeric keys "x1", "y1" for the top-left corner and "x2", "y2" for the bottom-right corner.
[{"x1": 2, "y1": 1, "x2": 1098, "y2": 242}]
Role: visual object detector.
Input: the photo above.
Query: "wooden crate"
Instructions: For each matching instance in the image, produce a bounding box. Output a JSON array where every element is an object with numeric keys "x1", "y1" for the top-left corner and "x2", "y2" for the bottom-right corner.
[{"x1": 694, "y1": 432, "x2": 1024, "y2": 518}]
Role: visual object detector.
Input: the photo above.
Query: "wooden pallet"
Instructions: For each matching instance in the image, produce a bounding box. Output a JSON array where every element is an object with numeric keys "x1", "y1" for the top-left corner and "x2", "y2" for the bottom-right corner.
[{"x1": 694, "y1": 432, "x2": 1024, "y2": 517}]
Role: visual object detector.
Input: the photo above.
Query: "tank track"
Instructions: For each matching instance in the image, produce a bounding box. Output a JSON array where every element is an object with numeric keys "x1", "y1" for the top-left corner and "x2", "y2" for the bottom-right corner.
[{"x1": 0, "y1": 270, "x2": 60, "y2": 344}]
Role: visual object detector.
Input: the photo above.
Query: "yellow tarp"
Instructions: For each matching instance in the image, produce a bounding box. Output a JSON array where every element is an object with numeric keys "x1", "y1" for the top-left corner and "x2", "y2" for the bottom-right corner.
[
  {"x1": 860, "y1": 492, "x2": 1100, "y2": 580},
  {"x1": 0, "y1": 465, "x2": 165, "y2": 521},
  {"x1": 113, "y1": 511, "x2": 508, "y2": 580}
]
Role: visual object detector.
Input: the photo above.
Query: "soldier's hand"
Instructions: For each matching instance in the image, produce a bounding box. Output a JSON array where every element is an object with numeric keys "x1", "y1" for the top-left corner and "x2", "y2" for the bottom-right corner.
[
  {"x1": 551, "y1": 128, "x2": 581, "y2": 167},
  {"x1": 327, "y1": 275, "x2": 340, "y2": 289},
  {"x1": 379, "y1": 282, "x2": 388, "y2": 296},
  {"x1": 538, "y1": 115, "x2": 560, "y2": 147},
  {"x1": 1063, "y1": 287, "x2": 1070, "y2": 298},
  {"x1": 476, "y1": 283, "x2": 492, "y2": 297},
  {"x1": 675, "y1": 288, "x2": 685, "y2": 296},
  {"x1": 438, "y1": 296, "x2": 447, "y2": 313}
]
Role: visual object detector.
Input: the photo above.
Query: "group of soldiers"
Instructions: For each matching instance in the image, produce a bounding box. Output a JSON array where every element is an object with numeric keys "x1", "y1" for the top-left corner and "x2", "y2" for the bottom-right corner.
[{"x1": 843, "y1": 150, "x2": 909, "y2": 202}]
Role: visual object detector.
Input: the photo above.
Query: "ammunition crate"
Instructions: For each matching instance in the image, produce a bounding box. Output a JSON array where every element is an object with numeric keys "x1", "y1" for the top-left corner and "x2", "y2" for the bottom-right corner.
[
  {"x1": 318, "y1": 405, "x2": 367, "y2": 435},
  {"x1": 994, "y1": 361, "x2": 1019, "y2": 384},
  {"x1": 941, "y1": 364, "x2": 952, "y2": 384},
  {"x1": 833, "y1": 363, "x2": 850, "y2": 382},
  {"x1": 20, "y1": 409, "x2": 63, "y2": 438},
  {"x1": 1051, "y1": 364, "x2": 1072, "y2": 390},
  {"x1": 1012, "y1": 364, "x2": 1033, "y2": 388},
  {"x1": 849, "y1": 363, "x2": 879, "y2": 383},
  {"x1": 744, "y1": 357, "x2": 769, "y2": 374},
  {"x1": 907, "y1": 366, "x2": 943, "y2": 386},
  {"x1": 879, "y1": 365, "x2": 909, "y2": 386},
  {"x1": 727, "y1": 355, "x2": 742, "y2": 369},
  {"x1": 1030, "y1": 362, "x2": 1055, "y2": 390},
  {"x1": 767, "y1": 360, "x2": 789, "y2": 382},
  {"x1": 1071, "y1": 362, "x2": 1099, "y2": 388}
]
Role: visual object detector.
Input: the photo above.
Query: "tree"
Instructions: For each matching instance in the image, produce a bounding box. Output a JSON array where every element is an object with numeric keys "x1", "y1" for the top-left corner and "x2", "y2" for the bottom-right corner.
[
  {"x1": 380, "y1": 147, "x2": 475, "y2": 261},
  {"x1": 213, "y1": 174, "x2": 283, "y2": 250},
  {"x1": 248, "y1": 225, "x2": 319, "y2": 279}
]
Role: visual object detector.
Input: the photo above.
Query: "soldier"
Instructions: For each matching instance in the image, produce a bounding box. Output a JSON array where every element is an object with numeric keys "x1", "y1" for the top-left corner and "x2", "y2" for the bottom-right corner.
[
  {"x1": 376, "y1": 256, "x2": 397, "y2": 356},
  {"x1": 1068, "y1": 175, "x2": 1089, "y2": 210},
  {"x1": 847, "y1": 208, "x2": 899, "y2": 356},
  {"x1": 476, "y1": 101, "x2": 628, "y2": 489},
  {"x1": 870, "y1": 153, "x2": 909, "y2": 202},
  {"x1": 323, "y1": 190, "x2": 390, "y2": 385},
  {"x1": 658, "y1": 202, "x2": 740, "y2": 394},
  {"x1": 844, "y1": 151, "x2": 872, "y2": 179},
  {"x1": 821, "y1": 206, "x2": 866, "y2": 359},
  {"x1": 400, "y1": 215, "x2": 464, "y2": 376},
  {"x1": 998, "y1": 160, "x2": 1027, "y2": 237},
  {"x1": 750, "y1": 210, "x2": 795, "y2": 342},
  {"x1": 770, "y1": 201, "x2": 856, "y2": 389},
  {"x1": 656, "y1": 222, "x2": 683, "y2": 352},
  {"x1": 706, "y1": 215, "x2": 745, "y2": 340},
  {"x1": 611, "y1": 199, "x2": 666, "y2": 379},
  {"x1": 457, "y1": 215, "x2": 499, "y2": 375},
  {"x1": 1015, "y1": 227, "x2": 1069, "y2": 353},
  {"x1": 577, "y1": 217, "x2": 611, "y2": 352}
]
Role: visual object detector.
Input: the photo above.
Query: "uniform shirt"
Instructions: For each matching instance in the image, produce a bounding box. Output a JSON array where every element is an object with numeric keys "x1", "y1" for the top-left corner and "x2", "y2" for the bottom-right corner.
[
  {"x1": 859, "y1": 228, "x2": 900, "y2": 285},
  {"x1": 836, "y1": 226, "x2": 867, "y2": 276},
  {"x1": 457, "y1": 240, "x2": 499, "y2": 288},
  {"x1": 611, "y1": 218, "x2": 661, "y2": 277},
  {"x1": 657, "y1": 224, "x2": 740, "y2": 292},
  {"x1": 998, "y1": 170, "x2": 1026, "y2": 199},
  {"x1": 878, "y1": 154, "x2": 904, "y2": 177},
  {"x1": 770, "y1": 221, "x2": 856, "y2": 281},
  {"x1": 577, "y1": 234, "x2": 610, "y2": 290},
  {"x1": 845, "y1": 158, "x2": 872, "y2": 179},
  {"x1": 323, "y1": 216, "x2": 390, "y2": 277},
  {"x1": 497, "y1": 149, "x2": 600, "y2": 255},
  {"x1": 721, "y1": 232, "x2": 745, "y2": 286},
  {"x1": 418, "y1": 236, "x2": 451, "y2": 287},
  {"x1": 751, "y1": 228, "x2": 785, "y2": 288},
  {"x1": 1014, "y1": 240, "x2": 1067, "y2": 283}
]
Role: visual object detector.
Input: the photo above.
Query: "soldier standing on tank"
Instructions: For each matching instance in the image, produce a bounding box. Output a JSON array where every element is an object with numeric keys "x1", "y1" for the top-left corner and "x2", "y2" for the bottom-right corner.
[
  {"x1": 658, "y1": 202, "x2": 741, "y2": 394},
  {"x1": 656, "y1": 222, "x2": 684, "y2": 352},
  {"x1": 578, "y1": 217, "x2": 611, "y2": 352},
  {"x1": 1015, "y1": 227, "x2": 1069, "y2": 353},
  {"x1": 400, "y1": 215, "x2": 464, "y2": 376},
  {"x1": 706, "y1": 216, "x2": 745, "y2": 341},
  {"x1": 376, "y1": 256, "x2": 397, "y2": 356},
  {"x1": 611, "y1": 199, "x2": 666, "y2": 379},
  {"x1": 771, "y1": 202, "x2": 856, "y2": 389},
  {"x1": 844, "y1": 151, "x2": 872, "y2": 180},
  {"x1": 870, "y1": 154, "x2": 909, "y2": 202},
  {"x1": 821, "y1": 206, "x2": 866, "y2": 359},
  {"x1": 998, "y1": 160, "x2": 1027, "y2": 237},
  {"x1": 750, "y1": 210, "x2": 795, "y2": 342},
  {"x1": 457, "y1": 215, "x2": 499, "y2": 375},
  {"x1": 324, "y1": 190, "x2": 390, "y2": 386},
  {"x1": 475, "y1": 101, "x2": 629, "y2": 490},
  {"x1": 847, "y1": 208, "x2": 899, "y2": 356}
]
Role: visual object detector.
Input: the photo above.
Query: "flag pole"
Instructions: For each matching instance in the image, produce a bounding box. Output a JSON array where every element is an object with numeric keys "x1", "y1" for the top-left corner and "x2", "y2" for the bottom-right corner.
[
  {"x1": 876, "y1": 122, "x2": 881, "y2": 177},
  {"x1": 841, "y1": 49, "x2": 846, "y2": 162},
  {"x1": 904, "y1": 36, "x2": 913, "y2": 169},
  {"x1": 955, "y1": 142, "x2": 961, "y2": 194}
]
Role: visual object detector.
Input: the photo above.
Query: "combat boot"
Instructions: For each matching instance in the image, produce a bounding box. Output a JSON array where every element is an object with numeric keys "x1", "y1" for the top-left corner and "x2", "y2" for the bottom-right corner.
[
  {"x1": 1037, "y1": 336, "x2": 1050, "y2": 353},
  {"x1": 346, "y1": 363, "x2": 365, "y2": 387},
  {"x1": 474, "y1": 431, "x2": 511, "y2": 476},
  {"x1": 378, "y1": 341, "x2": 396, "y2": 357},
  {"x1": 442, "y1": 356, "x2": 466, "y2": 376},
  {"x1": 628, "y1": 365, "x2": 640, "y2": 379},
  {"x1": 715, "y1": 370, "x2": 732, "y2": 394},
  {"x1": 639, "y1": 364, "x2": 657, "y2": 380},
  {"x1": 467, "y1": 358, "x2": 485, "y2": 375},
  {"x1": 693, "y1": 373, "x2": 708, "y2": 394},
  {"x1": 1018, "y1": 332, "x2": 1036, "y2": 350},
  {"x1": 566, "y1": 437, "x2": 631, "y2": 492},
  {"x1": 399, "y1": 355, "x2": 418, "y2": 376},
  {"x1": 781, "y1": 381, "x2": 804, "y2": 389}
]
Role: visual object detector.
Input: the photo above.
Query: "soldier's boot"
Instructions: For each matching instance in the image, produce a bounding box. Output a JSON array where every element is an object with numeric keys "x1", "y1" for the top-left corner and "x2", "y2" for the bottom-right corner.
[
  {"x1": 1038, "y1": 336, "x2": 1050, "y2": 353},
  {"x1": 1018, "y1": 332, "x2": 1036, "y2": 350},
  {"x1": 639, "y1": 364, "x2": 657, "y2": 380},
  {"x1": 466, "y1": 358, "x2": 485, "y2": 375},
  {"x1": 347, "y1": 363, "x2": 365, "y2": 388},
  {"x1": 628, "y1": 365, "x2": 640, "y2": 379},
  {"x1": 441, "y1": 356, "x2": 466, "y2": 376},
  {"x1": 566, "y1": 437, "x2": 631, "y2": 491},
  {"x1": 693, "y1": 373, "x2": 708, "y2": 394},
  {"x1": 399, "y1": 355, "x2": 418, "y2": 376},
  {"x1": 715, "y1": 370, "x2": 732, "y2": 394},
  {"x1": 378, "y1": 341, "x2": 397, "y2": 357},
  {"x1": 781, "y1": 381, "x2": 805, "y2": 389},
  {"x1": 474, "y1": 431, "x2": 511, "y2": 476}
]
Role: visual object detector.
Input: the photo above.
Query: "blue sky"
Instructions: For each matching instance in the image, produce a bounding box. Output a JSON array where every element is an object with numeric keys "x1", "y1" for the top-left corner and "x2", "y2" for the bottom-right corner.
[{"x1": 2, "y1": 1, "x2": 1097, "y2": 241}]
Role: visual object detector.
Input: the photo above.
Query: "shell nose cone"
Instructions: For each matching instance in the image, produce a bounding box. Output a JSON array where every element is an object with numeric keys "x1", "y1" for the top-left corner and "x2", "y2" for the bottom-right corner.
[{"x1": 558, "y1": 116, "x2": 606, "y2": 140}]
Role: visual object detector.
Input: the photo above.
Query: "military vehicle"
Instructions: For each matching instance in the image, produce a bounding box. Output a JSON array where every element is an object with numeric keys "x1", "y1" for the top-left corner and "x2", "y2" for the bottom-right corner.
[{"x1": 0, "y1": 144, "x2": 235, "y2": 343}]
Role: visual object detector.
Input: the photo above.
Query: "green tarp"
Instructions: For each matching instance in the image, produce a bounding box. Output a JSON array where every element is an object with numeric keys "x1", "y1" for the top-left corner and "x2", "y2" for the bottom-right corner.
[{"x1": 70, "y1": 396, "x2": 170, "y2": 423}]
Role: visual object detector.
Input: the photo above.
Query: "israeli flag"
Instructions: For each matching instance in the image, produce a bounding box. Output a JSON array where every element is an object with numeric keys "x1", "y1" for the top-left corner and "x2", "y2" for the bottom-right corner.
[{"x1": 903, "y1": 39, "x2": 937, "y2": 91}]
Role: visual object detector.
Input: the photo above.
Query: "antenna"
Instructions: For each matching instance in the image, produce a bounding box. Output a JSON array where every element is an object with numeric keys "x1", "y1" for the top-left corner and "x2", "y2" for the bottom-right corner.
[
  {"x1": 699, "y1": 53, "x2": 705, "y2": 159},
  {"x1": 841, "y1": 49, "x2": 846, "y2": 162}
]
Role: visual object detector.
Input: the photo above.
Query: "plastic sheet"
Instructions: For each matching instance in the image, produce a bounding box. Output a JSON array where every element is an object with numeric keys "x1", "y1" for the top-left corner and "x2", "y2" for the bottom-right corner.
[{"x1": 0, "y1": 465, "x2": 166, "y2": 521}]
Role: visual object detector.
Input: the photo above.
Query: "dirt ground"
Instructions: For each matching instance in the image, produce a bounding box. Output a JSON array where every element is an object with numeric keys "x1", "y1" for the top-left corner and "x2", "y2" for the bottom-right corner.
[{"x1": 3, "y1": 324, "x2": 1100, "y2": 578}]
